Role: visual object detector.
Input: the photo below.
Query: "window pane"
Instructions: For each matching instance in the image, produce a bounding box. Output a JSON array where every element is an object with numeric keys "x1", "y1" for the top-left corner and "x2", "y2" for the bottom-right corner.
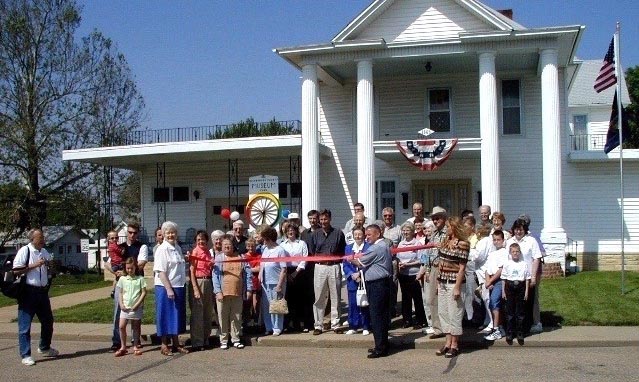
[
  {"x1": 153, "y1": 187, "x2": 169, "y2": 203},
  {"x1": 503, "y1": 108, "x2": 520, "y2": 135},
  {"x1": 502, "y1": 80, "x2": 520, "y2": 107},
  {"x1": 430, "y1": 111, "x2": 451, "y2": 132},
  {"x1": 573, "y1": 115, "x2": 587, "y2": 134},
  {"x1": 172, "y1": 186, "x2": 189, "y2": 202},
  {"x1": 429, "y1": 89, "x2": 450, "y2": 110}
]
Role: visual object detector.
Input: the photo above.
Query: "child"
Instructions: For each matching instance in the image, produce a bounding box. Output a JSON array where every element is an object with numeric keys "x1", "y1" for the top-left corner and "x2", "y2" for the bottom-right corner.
[
  {"x1": 243, "y1": 237, "x2": 261, "y2": 331},
  {"x1": 501, "y1": 243, "x2": 531, "y2": 345},
  {"x1": 116, "y1": 257, "x2": 147, "y2": 357},
  {"x1": 483, "y1": 230, "x2": 508, "y2": 341},
  {"x1": 212, "y1": 236, "x2": 253, "y2": 349},
  {"x1": 108, "y1": 230, "x2": 125, "y2": 298},
  {"x1": 188, "y1": 230, "x2": 214, "y2": 351}
]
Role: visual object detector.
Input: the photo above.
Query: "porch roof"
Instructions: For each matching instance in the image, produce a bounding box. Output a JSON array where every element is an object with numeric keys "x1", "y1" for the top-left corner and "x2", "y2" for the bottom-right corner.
[{"x1": 62, "y1": 135, "x2": 330, "y2": 170}]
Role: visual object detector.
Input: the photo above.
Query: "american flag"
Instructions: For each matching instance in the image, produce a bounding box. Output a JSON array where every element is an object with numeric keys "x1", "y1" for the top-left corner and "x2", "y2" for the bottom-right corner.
[
  {"x1": 396, "y1": 139, "x2": 457, "y2": 171},
  {"x1": 594, "y1": 38, "x2": 617, "y2": 93}
]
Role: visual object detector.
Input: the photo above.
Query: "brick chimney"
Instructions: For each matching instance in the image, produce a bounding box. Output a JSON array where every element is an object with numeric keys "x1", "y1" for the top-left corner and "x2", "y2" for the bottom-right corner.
[{"x1": 497, "y1": 9, "x2": 513, "y2": 20}]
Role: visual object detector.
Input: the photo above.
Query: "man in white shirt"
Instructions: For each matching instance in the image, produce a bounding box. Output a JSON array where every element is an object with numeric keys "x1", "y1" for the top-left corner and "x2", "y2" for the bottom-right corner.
[
  {"x1": 12, "y1": 228, "x2": 59, "y2": 366},
  {"x1": 343, "y1": 202, "x2": 368, "y2": 234}
]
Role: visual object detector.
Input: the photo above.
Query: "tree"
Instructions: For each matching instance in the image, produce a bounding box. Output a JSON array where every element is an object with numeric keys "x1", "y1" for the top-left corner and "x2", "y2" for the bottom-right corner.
[
  {"x1": 0, "y1": 0, "x2": 145, "y2": 244},
  {"x1": 210, "y1": 117, "x2": 300, "y2": 139},
  {"x1": 624, "y1": 66, "x2": 639, "y2": 148}
]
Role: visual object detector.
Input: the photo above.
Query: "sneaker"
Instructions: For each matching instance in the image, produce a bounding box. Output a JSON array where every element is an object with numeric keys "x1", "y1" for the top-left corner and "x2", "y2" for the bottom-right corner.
[
  {"x1": 479, "y1": 326, "x2": 493, "y2": 334},
  {"x1": 272, "y1": 330, "x2": 281, "y2": 336},
  {"x1": 484, "y1": 330, "x2": 503, "y2": 341},
  {"x1": 21, "y1": 356, "x2": 35, "y2": 366},
  {"x1": 330, "y1": 324, "x2": 340, "y2": 331},
  {"x1": 422, "y1": 326, "x2": 435, "y2": 335},
  {"x1": 37, "y1": 347, "x2": 59, "y2": 357},
  {"x1": 530, "y1": 322, "x2": 543, "y2": 334},
  {"x1": 220, "y1": 343, "x2": 228, "y2": 350},
  {"x1": 362, "y1": 330, "x2": 370, "y2": 336},
  {"x1": 345, "y1": 329, "x2": 356, "y2": 335},
  {"x1": 302, "y1": 328, "x2": 309, "y2": 333}
]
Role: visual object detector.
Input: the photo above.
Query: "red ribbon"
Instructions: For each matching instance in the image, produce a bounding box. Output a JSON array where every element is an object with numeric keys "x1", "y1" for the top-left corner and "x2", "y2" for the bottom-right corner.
[{"x1": 213, "y1": 242, "x2": 437, "y2": 263}]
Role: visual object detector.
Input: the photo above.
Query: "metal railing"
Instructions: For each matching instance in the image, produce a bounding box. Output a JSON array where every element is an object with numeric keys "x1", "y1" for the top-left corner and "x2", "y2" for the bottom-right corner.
[
  {"x1": 102, "y1": 120, "x2": 301, "y2": 147},
  {"x1": 570, "y1": 134, "x2": 606, "y2": 151}
]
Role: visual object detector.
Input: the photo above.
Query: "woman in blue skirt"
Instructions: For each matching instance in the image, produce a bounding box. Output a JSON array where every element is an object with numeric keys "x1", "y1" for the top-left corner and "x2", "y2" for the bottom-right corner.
[{"x1": 153, "y1": 221, "x2": 189, "y2": 356}]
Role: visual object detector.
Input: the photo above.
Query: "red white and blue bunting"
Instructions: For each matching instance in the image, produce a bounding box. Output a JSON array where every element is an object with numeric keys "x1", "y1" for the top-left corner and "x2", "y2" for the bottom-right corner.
[{"x1": 396, "y1": 139, "x2": 458, "y2": 171}]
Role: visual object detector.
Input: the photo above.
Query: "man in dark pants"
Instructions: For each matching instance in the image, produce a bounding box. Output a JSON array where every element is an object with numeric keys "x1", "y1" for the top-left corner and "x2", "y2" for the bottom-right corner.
[
  {"x1": 350, "y1": 224, "x2": 393, "y2": 358},
  {"x1": 300, "y1": 210, "x2": 320, "y2": 332},
  {"x1": 13, "y1": 228, "x2": 59, "y2": 366}
]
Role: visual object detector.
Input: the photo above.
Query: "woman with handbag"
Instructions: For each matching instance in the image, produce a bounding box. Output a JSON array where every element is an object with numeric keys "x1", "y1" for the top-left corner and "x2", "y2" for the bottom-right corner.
[
  {"x1": 342, "y1": 227, "x2": 371, "y2": 335},
  {"x1": 258, "y1": 226, "x2": 289, "y2": 336}
]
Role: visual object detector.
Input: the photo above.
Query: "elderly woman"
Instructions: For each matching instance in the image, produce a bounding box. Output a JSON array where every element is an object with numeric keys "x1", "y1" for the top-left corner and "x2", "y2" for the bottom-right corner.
[
  {"x1": 259, "y1": 226, "x2": 289, "y2": 336},
  {"x1": 342, "y1": 226, "x2": 371, "y2": 335},
  {"x1": 153, "y1": 221, "x2": 188, "y2": 356},
  {"x1": 435, "y1": 216, "x2": 470, "y2": 358},
  {"x1": 491, "y1": 212, "x2": 512, "y2": 240},
  {"x1": 279, "y1": 223, "x2": 309, "y2": 332},
  {"x1": 396, "y1": 222, "x2": 427, "y2": 329}
]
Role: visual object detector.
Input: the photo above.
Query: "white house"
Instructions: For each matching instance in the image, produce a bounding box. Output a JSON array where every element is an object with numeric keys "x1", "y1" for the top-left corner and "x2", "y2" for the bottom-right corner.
[{"x1": 62, "y1": 0, "x2": 637, "y2": 271}]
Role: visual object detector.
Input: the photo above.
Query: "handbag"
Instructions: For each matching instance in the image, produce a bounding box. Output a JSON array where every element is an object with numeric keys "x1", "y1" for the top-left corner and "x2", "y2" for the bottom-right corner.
[
  {"x1": 356, "y1": 271, "x2": 369, "y2": 307},
  {"x1": 1, "y1": 268, "x2": 26, "y2": 299},
  {"x1": 269, "y1": 296, "x2": 289, "y2": 314}
]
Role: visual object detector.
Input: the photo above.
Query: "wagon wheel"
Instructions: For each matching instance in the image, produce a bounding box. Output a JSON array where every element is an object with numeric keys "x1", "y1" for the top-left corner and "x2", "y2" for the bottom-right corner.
[{"x1": 245, "y1": 192, "x2": 281, "y2": 228}]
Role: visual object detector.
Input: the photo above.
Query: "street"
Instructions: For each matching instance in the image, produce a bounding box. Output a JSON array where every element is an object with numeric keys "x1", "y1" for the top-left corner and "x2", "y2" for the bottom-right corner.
[{"x1": 0, "y1": 339, "x2": 636, "y2": 381}]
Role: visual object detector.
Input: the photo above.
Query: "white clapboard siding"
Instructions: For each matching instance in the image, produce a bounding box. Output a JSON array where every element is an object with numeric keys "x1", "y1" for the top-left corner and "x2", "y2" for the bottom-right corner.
[{"x1": 355, "y1": 0, "x2": 494, "y2": 43}]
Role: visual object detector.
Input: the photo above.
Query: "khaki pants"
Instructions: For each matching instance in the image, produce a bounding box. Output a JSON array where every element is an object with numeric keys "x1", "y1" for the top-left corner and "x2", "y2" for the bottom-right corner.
[
  {"x1": 421, "y1": 267, "x2": 442, "y2": 333},
  {"x1": 217, "y1": 295, "x2": 243, "y2": 344},
  {"x1": 189, "y1": 278, "x2": 214, "y2": 347},
  {"x1": 313, "y1": 264, "x2": 341, "y2": 329},
  {"x1": 438, "y1": 281, "x2": 465, "y2": 336}
]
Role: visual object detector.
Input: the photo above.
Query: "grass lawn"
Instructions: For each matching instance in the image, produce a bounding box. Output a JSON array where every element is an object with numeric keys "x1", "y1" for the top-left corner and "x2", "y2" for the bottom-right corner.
[
  {"x1": 0, "y1": 273, "x2": 111, "y2": 308},
  {"x1": 540, "y1": 271, "x2": 639, "y2": 326},
  {"x1": 52, "y1": 271, "x2": 639, "y2": 326},
  {"x1": 54, "y1": 289, "x2": 158, "y2": 325}
]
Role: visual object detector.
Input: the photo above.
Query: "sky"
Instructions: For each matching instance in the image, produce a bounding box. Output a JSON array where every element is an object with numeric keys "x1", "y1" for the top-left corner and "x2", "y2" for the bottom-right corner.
[{"x1": 76, "y1": 0, "x2": 639, "y2": 131}]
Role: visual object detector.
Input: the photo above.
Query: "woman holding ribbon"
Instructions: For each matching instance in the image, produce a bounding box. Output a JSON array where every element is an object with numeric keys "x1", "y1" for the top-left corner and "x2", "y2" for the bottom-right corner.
[{"x1": 342, "y1": 226, "x2": 371, "y2": 335}]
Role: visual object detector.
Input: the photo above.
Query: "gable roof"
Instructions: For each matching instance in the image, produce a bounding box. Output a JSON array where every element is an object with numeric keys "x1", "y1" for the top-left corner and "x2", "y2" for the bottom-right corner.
[
  {"x1": 569, "y1": 60, "x2": 630, "y2": 107},
  {"x1": 332, "y1": 0, "x2": 526, "y2": 43}
]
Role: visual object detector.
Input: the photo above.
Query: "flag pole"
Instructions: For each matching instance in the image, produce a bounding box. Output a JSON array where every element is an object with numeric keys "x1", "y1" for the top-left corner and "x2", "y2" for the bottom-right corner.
[{"x1": 613, "y1": 22, "x2": 625, "y2": 294}]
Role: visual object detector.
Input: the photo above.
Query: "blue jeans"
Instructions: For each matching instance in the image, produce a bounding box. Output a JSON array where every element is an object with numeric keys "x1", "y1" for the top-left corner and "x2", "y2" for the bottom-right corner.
[
  {"x1": 111, "y1": 287, "x2": 121, "y2": 347},
  {"x1": 18, "y1": 286, "x2": 54, "y2": 358},
  {"x1": 261, "y1": 283, "x2": 285, "y2": 332}
]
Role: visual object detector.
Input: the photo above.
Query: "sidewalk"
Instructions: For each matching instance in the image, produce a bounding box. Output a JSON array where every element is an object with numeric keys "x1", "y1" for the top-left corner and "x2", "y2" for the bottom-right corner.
[{"x1": 0, "y1": 287, "x2": 637, "y2": 349}]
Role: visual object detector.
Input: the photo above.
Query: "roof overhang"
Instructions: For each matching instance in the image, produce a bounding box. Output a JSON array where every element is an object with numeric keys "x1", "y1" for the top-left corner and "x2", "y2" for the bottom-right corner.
[{"x1": 62, "y1": 135, "x2": 331, "y2": 170}]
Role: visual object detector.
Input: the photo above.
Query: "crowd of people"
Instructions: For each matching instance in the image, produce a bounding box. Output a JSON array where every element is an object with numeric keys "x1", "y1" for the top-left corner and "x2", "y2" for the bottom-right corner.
[{"x1": 12, "y1": 202, "x2": 546, "y2": 365}]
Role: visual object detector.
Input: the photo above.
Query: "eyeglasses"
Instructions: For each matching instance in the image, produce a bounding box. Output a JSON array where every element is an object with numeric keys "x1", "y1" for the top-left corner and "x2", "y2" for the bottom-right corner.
[
  {"x1": 127, "y1": 231, "x2": 138, "y2": 235},
  {"x1": 108, "y1": 237, "x2": 118, "y2": 240},
  {"x1": 383, "y1": 214, "x2": 393, "y2": 217}
]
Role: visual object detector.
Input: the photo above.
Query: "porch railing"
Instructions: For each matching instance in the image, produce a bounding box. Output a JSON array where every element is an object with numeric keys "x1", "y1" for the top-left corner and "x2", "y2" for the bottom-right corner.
[
  {"x1": 570, "y1": 134, "x2": 606, "y2": 151},
  {"x1": 103, "y1": 120, "x2": 301, "y2": 147}
]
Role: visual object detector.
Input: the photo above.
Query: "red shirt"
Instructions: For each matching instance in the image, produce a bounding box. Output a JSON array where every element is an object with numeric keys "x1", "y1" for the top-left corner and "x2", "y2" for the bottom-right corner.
[
  {"x1": 190, "y1": 246, "x2": 213, "y2": 278},
  {"x1": 108, "y1": 242, "x2": 125, "y2": 268},
  {"x1": 244, "y1": 251, "x2": 261, "y2": 291}
]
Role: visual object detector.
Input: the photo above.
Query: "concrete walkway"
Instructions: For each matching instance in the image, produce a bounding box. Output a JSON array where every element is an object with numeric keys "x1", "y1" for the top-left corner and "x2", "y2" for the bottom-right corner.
[{"x1": 0, "y1": 287, "x2": 637, "y2": 349}]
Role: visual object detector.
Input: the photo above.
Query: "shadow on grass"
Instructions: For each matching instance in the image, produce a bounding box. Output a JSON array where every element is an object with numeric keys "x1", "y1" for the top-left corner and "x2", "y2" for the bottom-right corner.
[{"x1": 541, "y1": 310, "x2": 565, "y2": 328}]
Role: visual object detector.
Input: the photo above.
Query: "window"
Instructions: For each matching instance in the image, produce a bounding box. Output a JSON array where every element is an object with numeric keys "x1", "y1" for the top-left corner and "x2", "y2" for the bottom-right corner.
[
  {"x1": 502, "y1": 80, "x2": 521, "y2": 135},
  {"x1": 573, "y1": 115, "x2": 587, "y2": 134},
  {"x1": 58, "y1": 245, "x2": 64, "y2": 255},
  {"x1": 153, "y1": 187, "x2": 169, "y2": 203},
  {"x1": 172, "y1": 186, "x2": 190, "y2": 202},
  {"x1": 427, "y1": 89, "x2": 451, "y2": 133},
  {"x1": 375, "y1": 180, "x2": 396, "y2": 218}
]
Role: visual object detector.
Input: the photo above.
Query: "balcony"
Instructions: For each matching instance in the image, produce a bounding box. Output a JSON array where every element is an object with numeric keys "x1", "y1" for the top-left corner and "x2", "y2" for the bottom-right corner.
[
  {"x1": 568, "y1": 134, "x2": 639, "y2": 162},
  {"x1": 100, "y1": 120, "x2": 301, "y2": 147}
]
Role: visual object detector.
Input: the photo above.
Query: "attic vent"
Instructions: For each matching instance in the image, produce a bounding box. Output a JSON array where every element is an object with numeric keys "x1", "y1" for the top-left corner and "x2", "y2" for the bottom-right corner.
[{"x1": 497, "y1": 9, "x2": 513, "y2": 20}]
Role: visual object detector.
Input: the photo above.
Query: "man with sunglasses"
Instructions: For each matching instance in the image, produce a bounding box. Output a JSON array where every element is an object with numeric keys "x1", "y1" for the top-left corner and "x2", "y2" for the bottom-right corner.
[{"x1": 107, "y1": 221, "x2": 149, "y2": 351}]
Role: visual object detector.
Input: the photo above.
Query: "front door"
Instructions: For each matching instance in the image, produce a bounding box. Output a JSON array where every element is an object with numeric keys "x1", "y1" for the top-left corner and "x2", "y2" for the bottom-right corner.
[{"x1": 412, "y1": 180, "x2": 471, "y2": 217}]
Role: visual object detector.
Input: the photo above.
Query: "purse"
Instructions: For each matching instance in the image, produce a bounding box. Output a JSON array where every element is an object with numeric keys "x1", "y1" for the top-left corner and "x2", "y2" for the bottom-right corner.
[
  {"x1": 356, "y1": 271, "x2": 369, "y2": 307},
  {"x1": 1, "y1": 268, "x2": 26, "y2": 299},
  {"x1": 269, "y1": 296, "x2": 289, "y2": 314}
]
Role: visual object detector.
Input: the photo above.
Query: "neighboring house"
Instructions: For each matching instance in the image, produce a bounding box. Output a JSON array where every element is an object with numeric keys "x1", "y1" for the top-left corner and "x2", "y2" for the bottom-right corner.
[{"x1": 62, "y1": 0, "x2": 637, "y2": 271}]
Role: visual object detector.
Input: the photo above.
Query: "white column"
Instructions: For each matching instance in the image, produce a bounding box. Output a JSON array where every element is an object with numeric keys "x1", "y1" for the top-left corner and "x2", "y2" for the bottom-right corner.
[
  {"x1": 301, "y1": 64, "x2": 319, "y2": 227},
  {"x1": 539, "y1": 48, "x2": 567, "y2": 270},
  {"x1": 357, "y1": 59, "x2": 376, "y2": 218},
  {"x1": 478, "y1": 52, "x2": 500, "y2": 212}
]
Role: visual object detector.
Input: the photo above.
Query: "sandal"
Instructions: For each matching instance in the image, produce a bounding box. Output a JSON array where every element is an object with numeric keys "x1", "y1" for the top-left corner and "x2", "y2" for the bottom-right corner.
[
  {"x1": 114, "y1": 349, "x2": 127, "y2": 357},
  {"x1": 133, "y1": 348, "x2": 143, "y2": 356},
  {"x1": 435, "y1": 346, "x2": 449, "y2": 356},
  {"x1": 445, "y1": 348, "x2": 460, "y2": 358},
  {"x1": 160, "y1": 346, "x2": 173, "y2": 356},
  {"x1": 233, "y1": 342, "x2": 245, "y2": 349},
  {"x1": 173, "y1": 346, "x2": 190, "y2": 354}
]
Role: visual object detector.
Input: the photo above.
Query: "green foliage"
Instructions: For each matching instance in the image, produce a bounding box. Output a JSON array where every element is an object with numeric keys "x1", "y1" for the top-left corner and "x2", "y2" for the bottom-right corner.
[
  {"x1": 624, "y1": 66, "x2": 639, "y2": 148},
  {"x1": 210, "y1": 117, "x2": 300, "y2": 139}
]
